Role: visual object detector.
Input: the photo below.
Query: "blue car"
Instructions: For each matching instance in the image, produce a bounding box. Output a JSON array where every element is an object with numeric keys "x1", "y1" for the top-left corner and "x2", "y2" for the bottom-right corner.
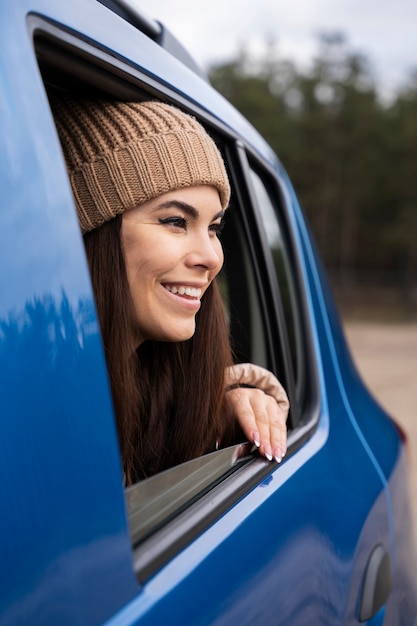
[{"x1": 1, "y1": 1, "x2": 416, "y2": 624}]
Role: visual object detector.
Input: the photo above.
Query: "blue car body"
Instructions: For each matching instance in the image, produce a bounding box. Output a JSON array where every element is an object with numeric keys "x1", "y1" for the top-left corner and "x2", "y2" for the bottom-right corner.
[{"x1": 0, "y1": 1, "x2": 416, "y2": 625}]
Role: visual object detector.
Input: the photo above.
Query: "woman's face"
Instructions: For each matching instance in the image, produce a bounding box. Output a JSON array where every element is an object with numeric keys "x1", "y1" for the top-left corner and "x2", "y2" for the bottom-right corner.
[{"x1": 121, "y1": 185, "x2": 225, "y2": 346}]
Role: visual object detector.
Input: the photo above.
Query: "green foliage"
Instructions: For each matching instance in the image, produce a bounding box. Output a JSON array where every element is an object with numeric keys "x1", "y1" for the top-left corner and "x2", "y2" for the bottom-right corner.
[{"x1": 209, "y1": 34, "x2": 417, "y2": 315}]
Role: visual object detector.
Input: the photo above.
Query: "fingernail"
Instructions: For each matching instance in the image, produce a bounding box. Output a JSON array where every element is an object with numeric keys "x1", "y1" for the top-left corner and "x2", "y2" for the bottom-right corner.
[
  {"x1": 274, "y1": 447, "x2": 281, "y2": 458},
  {"x1": 264, "y1": 445, "x2": 273, "y2": 461},
  {"x1": 253, "y1": 432, "x2": 260, "y2": 447},
  {"x1": 274, "y1": 448, "x2": 282, "y2": 463}
]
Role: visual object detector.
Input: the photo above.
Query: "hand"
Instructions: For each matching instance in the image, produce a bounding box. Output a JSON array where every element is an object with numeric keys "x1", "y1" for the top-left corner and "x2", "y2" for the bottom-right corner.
[{"x1": 225, "y1": 386, "x2": 288, "y2": 462}]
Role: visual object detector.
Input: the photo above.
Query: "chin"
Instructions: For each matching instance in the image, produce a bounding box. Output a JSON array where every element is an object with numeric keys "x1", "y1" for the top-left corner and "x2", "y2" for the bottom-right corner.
[
  {"x1": 169, "y1": 325, "x2": 196, "y2": 343},
  {"x1": 155, "y1": 322, "x2": 196, "y2": 343},
  {"x1": 171, "y1": 331, "x2": 196, "y2": 343}
]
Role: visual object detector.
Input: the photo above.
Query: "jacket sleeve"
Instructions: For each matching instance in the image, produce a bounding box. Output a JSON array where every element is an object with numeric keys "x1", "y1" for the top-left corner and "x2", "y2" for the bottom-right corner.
[{"x1": 224, "y1": 362, "x2": 290, "y2": 412}]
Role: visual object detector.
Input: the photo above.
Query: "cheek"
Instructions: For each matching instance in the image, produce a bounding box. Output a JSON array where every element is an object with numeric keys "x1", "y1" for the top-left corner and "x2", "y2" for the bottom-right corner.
[
  {"x1": 214, "y1": 239, "x2": 224, "y2": 274},
  {"x1": 123, "y1": 245, "x2": 157, "y2": 300},
  {"x1": 123, "y1": 244, "x2": 146, "y2": 279},
  {"x1": 123, "y1": 229, "x2": 164, "y2": 276}
]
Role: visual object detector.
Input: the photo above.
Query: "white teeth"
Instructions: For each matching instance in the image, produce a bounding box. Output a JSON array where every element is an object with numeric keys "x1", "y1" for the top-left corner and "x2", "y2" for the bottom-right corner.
[{"x1": 165, "y1": 285, "x2": 202, "y2": 298}]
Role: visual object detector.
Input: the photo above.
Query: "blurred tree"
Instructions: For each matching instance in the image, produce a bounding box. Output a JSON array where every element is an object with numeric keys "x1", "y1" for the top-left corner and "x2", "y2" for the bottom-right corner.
[
  {"x1": 383, "y1": 76, "x2": 417, "y2": 310},
  {"x1": 209, "y1": 33, "x2": 417, "y2": 318}
]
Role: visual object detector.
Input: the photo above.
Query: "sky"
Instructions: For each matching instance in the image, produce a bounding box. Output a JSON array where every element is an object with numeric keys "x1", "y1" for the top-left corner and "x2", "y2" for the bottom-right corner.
[{"x1": 137, "y1": 0, "x2": 417, "y2": 98}]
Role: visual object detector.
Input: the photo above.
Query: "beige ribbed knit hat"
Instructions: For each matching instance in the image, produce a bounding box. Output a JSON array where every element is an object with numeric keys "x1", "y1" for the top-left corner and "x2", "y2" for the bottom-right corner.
[{"x1": 51, "y1": 96, "x2": 231, "y2": 233}]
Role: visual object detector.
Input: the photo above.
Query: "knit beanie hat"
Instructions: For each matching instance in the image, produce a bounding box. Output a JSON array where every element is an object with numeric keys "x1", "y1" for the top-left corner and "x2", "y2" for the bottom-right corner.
[{"x1": 51, "y1": 96, "x2": 231, "y2": 233}]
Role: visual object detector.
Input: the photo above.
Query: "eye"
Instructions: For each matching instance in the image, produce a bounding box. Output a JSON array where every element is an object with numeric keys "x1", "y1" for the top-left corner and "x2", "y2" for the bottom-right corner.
[
  {"x1": 209, "y1": 220, "x2": 225, "y2": 238},
  {"x1": 158, "y1": 216, "x2": 188, "y2": 230}
]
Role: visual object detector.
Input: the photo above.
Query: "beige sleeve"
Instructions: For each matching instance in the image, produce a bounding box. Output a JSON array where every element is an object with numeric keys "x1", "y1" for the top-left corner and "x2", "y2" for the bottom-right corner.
[{"x1": 225, "y1": 363, "x2": 290, "y2": 411}]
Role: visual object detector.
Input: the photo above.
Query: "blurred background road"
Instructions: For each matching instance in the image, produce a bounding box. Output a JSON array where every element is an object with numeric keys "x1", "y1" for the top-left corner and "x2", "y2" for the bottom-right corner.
[{"x1": 344, "y1": 322, "x2": 417, "y2": 548}]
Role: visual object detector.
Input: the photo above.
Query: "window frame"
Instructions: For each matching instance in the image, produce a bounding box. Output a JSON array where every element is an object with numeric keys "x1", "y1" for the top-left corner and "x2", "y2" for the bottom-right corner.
[
  {"x1": 225, "y1": 144, "x2": 298, "y2": 418},
  {"x1": 224, "y1": 141, "x2": 320, "y2": 429}
]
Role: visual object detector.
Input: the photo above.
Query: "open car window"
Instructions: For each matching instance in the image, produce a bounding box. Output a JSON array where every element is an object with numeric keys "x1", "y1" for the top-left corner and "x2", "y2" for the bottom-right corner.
[{"x1": 33, "y1": 18, "x2": 319, "y2": 583}]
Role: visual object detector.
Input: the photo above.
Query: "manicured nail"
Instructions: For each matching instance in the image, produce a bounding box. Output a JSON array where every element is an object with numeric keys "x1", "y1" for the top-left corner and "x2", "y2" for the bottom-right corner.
[
  {"x1": 274, "y1": 448, "x2": 282, "y2": 463},
  {"x1": 253, "y1": 432, "x2": 260, "y2": 447},
  {"x1": 264, "y1": 445, "x2": 273, "y2": 461}
]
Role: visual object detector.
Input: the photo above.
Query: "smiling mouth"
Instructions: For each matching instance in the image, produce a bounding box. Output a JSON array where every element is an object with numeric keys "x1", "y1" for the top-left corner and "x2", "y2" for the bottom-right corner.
[{"x1": 163, "y1": 285, "x2": 203, "y2": 299}]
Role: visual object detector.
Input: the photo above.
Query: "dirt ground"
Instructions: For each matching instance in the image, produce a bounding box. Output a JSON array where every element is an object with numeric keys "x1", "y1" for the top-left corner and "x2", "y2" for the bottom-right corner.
[{"x1": 344, "y1": 322, "x2": 417, "y2": 547}]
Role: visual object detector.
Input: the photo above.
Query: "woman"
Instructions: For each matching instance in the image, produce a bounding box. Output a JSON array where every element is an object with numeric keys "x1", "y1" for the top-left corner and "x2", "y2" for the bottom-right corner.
[{"x1": 51, "y1": 95, "x2": 289, "y2": 484}]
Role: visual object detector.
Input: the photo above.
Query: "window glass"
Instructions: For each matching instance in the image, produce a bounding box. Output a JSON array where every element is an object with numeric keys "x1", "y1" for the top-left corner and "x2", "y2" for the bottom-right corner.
[
  {"x1": 127, "y1": 442, "x2": 252, "y2": 546},
  {"x1": 248, "y1": 167, "x2": 306, "y2": 408},
  {"x1": 218, "y1": 196, "x2": 268, "y2": 367}
]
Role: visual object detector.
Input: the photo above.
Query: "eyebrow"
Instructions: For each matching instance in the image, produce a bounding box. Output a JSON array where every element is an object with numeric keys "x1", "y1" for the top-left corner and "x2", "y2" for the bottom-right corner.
[{"x1": 155, "y1": 200, "x2": 225, "y2": 221}]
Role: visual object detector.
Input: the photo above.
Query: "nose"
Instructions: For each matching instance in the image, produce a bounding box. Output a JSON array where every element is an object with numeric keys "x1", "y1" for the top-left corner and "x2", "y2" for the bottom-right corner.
[{"x1": 185, "y1": 232, "x2": 223, "y2": 273}]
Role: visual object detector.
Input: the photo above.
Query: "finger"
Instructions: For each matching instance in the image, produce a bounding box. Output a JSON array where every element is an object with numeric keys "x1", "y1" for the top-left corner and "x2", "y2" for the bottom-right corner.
[
  {"x1": 226, "y1": 388, "x2": 259, "y2": 443},
  {"x1": 226, "y1": 387, "x2": 289, "y2": 462},
  {"x1": 266, "y1": 399, "x2": 288, "y2": 462},
  {"x1": 249, "y1": 391, "x2": 275, "y2": 460},
  {"x1": 249, "y1": 391, "x2": 288, "y2": 462},
  {"x1": 233, "y1": 388, "x2": 277, "y2": 461}
]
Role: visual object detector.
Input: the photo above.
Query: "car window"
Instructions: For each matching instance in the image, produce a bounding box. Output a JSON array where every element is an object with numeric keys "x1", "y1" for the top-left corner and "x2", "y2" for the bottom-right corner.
[{"x1": 34, "y1": 22, "x2": 318, "y2": 582}]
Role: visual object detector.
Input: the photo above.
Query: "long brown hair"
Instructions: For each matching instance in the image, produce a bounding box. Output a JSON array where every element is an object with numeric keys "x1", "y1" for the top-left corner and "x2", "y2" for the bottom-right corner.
[{"x1": 83, "y1": 215, "x2": 235, "y2": 484}]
